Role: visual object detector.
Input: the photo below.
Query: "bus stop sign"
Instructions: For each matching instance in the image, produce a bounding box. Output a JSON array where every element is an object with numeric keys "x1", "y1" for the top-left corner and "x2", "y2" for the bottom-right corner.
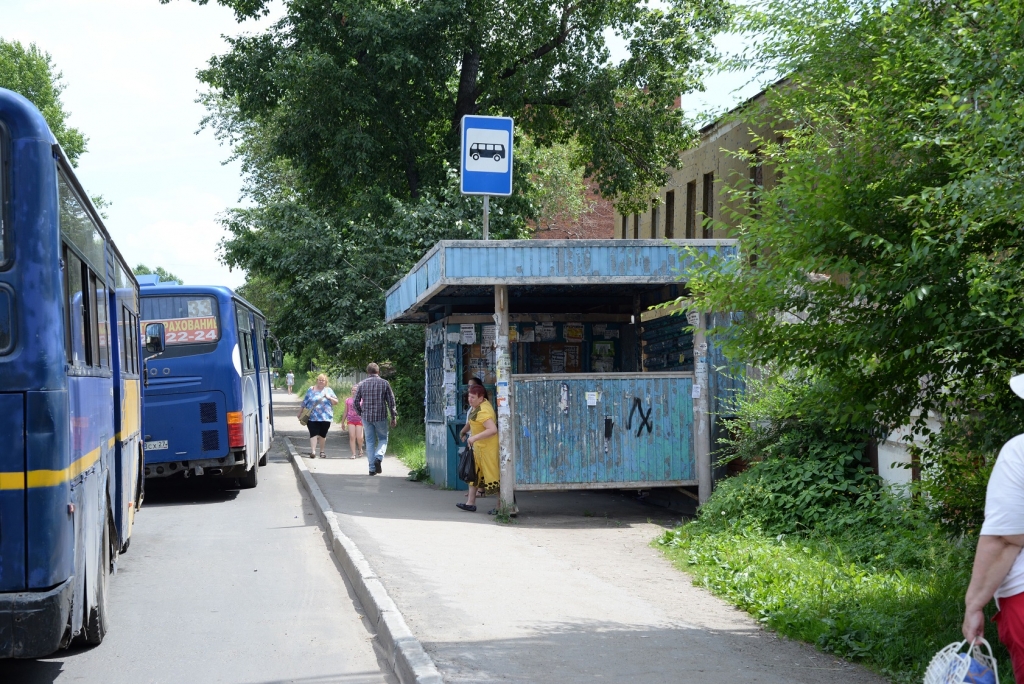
[{"x1": 460, "y1": 115, "x2": 513, "y2": 196}]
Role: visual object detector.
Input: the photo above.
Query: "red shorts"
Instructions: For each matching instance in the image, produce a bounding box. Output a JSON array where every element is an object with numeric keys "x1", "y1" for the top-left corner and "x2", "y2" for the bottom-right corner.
[{"x1": 994, "y1": 591, "x2": 1024, "y2": 681}]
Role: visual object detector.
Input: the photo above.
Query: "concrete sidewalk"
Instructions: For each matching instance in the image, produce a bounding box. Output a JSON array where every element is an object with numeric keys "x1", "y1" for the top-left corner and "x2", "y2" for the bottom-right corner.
[{"x1": 273, "y1": 389, "x2": 885, "y2": 684}]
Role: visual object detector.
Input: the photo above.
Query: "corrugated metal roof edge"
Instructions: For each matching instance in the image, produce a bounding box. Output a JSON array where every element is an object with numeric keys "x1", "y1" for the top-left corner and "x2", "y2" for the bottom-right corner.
[{"x1": 383, "y1": 238, "x2": 738, "y2": 298}]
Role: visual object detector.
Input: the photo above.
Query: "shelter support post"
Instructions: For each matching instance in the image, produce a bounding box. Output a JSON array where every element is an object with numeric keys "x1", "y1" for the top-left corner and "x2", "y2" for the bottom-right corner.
[
  {"x1": 692, "y1": 310, "x2": 712, "y2": 503},
  {"x1": 494, "y1": 284, "x2": 516, "y2": 513}
]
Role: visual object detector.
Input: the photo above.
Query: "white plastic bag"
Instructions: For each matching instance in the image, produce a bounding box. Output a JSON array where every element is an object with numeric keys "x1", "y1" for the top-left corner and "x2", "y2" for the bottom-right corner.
[{"x1": 924, "y1": 638, "x2": 998, "y2": 684}]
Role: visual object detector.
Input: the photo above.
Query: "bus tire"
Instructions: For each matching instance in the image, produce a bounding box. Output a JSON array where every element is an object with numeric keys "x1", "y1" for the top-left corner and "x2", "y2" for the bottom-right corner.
[
  {"x1": 239, "y1": 460, "x2": 258, "y2": 489},
  {"x1": 83, "y1": 514, "x2": 110, "y2": 645}
]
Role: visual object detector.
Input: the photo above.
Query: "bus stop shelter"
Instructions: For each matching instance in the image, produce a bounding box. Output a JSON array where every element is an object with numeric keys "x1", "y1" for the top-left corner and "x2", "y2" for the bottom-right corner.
[{"x1": 384, "y1": 239, "x2": 740, "y2": 507}]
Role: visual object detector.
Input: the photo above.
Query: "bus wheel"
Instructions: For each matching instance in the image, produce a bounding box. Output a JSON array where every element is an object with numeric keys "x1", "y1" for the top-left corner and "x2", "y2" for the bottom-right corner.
[
  {"x1": 239, "y1": 460, "x2": 259, "y2": 489},
  {"x1": 83, "y1": 515, "x2": 110, "y2": 645}
]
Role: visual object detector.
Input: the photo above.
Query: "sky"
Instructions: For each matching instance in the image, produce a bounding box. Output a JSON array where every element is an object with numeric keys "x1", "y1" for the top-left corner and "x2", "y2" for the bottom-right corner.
[
  {"x1": 3, "y1": 1, "x2": 759, "y2": 289},
  {"x1": 4, "y1": 0, "x2": 283, "y2": 288}
]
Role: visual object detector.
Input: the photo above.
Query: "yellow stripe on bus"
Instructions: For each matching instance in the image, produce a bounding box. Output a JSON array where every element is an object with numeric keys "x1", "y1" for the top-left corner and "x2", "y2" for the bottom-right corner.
[{"x1": 0, "y1": 445, "x2": 103, "y2": 490}]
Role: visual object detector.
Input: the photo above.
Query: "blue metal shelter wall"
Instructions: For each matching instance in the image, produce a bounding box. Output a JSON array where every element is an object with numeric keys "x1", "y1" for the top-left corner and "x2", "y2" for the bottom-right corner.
[
  {"x1": 707, "y1": 312, "x2": 745, "y2": 475},
  {"x1": 513, "y1": 374, "x2": 695, "y2": 487}
]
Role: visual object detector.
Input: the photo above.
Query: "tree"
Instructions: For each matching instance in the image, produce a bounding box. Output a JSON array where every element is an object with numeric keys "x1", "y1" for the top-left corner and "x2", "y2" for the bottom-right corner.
[
  {"x1": 189, "y1": 0, "x2": 728, "y2": 211},
  {"x1": 174, "y1": 0, "x2": 731, "y2": 417},
  {"x1": 687, "y1": 0, "x2": 1024, "y2": 530},
  {"x1": 0, "y1": 39, "x2": 87, "y2": 165},
  {"x1": 519, "y1": 136, "x2": 596, "y2": 234},
  {"x1": 171, "y1": 0, "x2": 729, "y2": 405},
  {"x1": 133, "y1": 264, "x2": 183, "y2": 285}
]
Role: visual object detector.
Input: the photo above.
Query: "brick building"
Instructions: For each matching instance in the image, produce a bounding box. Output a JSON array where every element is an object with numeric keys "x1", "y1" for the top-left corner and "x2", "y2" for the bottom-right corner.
[
  {"x1": 529, "y1": 179, "x2": 616, "y2": 239},
  {"x1": 613, "y1": 88, "x2": 781, "y2": 241}
]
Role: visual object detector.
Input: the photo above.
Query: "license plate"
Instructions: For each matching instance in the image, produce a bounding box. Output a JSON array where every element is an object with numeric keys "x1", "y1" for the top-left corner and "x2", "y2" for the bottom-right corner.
[{"x1": 145, "y1": 440, "x2": 168, "y2": 451}]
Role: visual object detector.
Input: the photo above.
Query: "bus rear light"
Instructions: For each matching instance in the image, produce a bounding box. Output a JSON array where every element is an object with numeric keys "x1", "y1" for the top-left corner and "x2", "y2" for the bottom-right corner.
[{"x1": 227, "y1": 411, "x2": 244, "y2": 448}]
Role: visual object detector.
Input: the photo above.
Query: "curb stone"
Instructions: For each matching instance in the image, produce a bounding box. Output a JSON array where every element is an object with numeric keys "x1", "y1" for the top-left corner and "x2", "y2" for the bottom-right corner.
[{"x1": 284, "y1": 437, "x2": 445, "y2": 684}]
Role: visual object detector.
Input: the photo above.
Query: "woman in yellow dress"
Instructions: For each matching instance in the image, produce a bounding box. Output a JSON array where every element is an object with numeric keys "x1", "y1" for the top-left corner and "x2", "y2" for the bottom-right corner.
[{"x1": 457, "y1": 384, "x2": 499, "y2": 512}]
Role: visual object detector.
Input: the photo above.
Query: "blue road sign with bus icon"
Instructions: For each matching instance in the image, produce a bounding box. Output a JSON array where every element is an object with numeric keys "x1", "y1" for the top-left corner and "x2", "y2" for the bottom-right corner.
[{"x1": 461, "y1": 115, "x2": 513, "y2": 196}]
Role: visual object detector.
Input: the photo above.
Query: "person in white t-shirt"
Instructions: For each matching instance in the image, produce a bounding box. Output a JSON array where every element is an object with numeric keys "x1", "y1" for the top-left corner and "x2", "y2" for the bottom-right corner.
[{"x1": 964, "y1": 374, "x2": 1024, "y2": 680}]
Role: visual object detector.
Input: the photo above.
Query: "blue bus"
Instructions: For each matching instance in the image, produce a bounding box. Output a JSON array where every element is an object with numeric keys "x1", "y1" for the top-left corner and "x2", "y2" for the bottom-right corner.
[
  {"x1": 0, "y1": 89, "x2": 146, "y2": 656},
  {"x1": 139, "y1": 282, "x2": 273, "y2": 487}
]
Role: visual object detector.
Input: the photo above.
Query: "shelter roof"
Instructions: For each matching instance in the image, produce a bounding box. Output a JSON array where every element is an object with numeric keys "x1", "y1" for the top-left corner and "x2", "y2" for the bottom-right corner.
[{"x1": 385, "y1": 239, "x2": 737, "y2": 324}]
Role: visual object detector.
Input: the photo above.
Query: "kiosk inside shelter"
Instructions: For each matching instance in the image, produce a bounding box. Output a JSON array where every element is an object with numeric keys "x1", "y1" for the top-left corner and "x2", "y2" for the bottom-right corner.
[{"x1": 384, "y1": 239, "x2": 742, "y2": 502}]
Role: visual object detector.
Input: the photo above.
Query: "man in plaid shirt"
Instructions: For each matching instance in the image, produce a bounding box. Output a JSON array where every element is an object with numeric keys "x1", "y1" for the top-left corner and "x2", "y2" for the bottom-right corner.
[{"x1": 354, "y1": 362, "x2": 398, "y2": 475}]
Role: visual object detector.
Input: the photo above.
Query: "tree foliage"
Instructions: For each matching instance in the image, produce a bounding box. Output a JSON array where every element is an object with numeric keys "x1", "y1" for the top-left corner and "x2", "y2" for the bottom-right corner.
[
  {"x1": 133, "y1": 264, "x2": 183, "y2": 285},
  {"x1": 173, "y1": 0, "x2": 729, "y2": 409},
  {"x1": 193, "y1": 0, "x2": 727, "y2": 210},
  {"x1": 0, "y1": 39, "x2": 87, "y2": 165},
  {"x1": 687, "y1": 0, "x2": 1024, "y2": 530}
]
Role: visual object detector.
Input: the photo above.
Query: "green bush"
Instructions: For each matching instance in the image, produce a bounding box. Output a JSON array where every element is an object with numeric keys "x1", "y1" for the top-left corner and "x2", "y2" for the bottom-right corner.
[
  {"x1": 656, "y1": 524, "x2": 1001, "y2": 683},
  {"x1": 657, "y1": 372, "x2": 1013, "y2": 682}
]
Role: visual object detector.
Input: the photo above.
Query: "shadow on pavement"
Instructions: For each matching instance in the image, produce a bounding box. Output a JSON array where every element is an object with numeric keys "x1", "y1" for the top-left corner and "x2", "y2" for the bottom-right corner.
[
  {"x1": 141, "y1": 476, "x2": 241, "y2": 507},
  {"x1": 2, "y1": 658, "x2": 66, "y2": 683},
  {"x1": 312, "y1": 468, "x2": 688, "y2": 530},
  {"x1": 424, "y1": 621, "x2": 867, "y2": 684}
]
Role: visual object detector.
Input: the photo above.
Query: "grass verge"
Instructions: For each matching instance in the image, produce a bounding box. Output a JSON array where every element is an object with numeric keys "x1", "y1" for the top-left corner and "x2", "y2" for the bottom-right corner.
[
  {"x1": 386, "y1": 420, "x2": 429, "y2": 480},
  {"x1": 655, "y1": 523, "x2": 1009, "y2": 683}
]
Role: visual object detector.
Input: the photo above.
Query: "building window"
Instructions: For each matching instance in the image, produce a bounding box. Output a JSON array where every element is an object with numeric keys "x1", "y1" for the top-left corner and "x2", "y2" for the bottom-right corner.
[
  {"x1": 632, "y1": 214, "x2": 639, "y2": 239},
  {"x1": 651, "y1": 201, "x2": 659, "y2": 239},
  {"x1": 701, "y1": 172, "x2": 714, "y2": 239},
  {"x1": 685, "y1": 181, "x2": 696, "y2": 239},
  {"x1": 621, "y1": 215, "x2": 627, "y2": 239},
  {"x1": 664, "y1": 191, "x2": 675, "y2": 238},
  {"x1": 750, "y1": 150, "x2": 764, "y2": 218}
]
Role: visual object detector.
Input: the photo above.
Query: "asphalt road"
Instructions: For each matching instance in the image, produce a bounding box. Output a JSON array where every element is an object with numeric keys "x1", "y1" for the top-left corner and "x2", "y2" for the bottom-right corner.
[{"x1": 1, "y1": 438, "x2": 393, "y2": 684}]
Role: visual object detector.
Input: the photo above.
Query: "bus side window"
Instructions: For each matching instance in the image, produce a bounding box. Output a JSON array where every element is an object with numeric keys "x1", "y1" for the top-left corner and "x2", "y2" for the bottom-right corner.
[
  {"x1": 64, "y1": 249, "x2": 87, "y2": 367},
  {"x1": 235, "y1": 305, "x2": 255, "y2": 373},
  {"x1": 119, "y1": 304, "x2": 128, "y2": 371},
  {"x1": 85, "y1": 272, "x2": 99, "y2": 367},
  {"x1": 127, "y1": 311, "x2": 137, "y2": 374},
  {"x1": 254, "y1": 317, "x2": 267, "y2": 369},
  {"x1": 96, "y1": 281, "x2": 109, "y2": 368}
]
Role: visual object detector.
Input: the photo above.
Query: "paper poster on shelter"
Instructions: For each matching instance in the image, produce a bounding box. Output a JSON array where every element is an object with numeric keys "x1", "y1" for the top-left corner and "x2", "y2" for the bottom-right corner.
[
  {"x1": 482, "y1": 325, "x2": 496, "y2": 347},
  {"x1": 460, "y1": 324, "x2": 476, "y2": 345},
  {"x1": 564, "y1": 323, "x2": 584, "y2": 342},
  {"x1": 520, "y1": 327, "x2": 535, "y2": 343},
  {"x1": 537, "y1": 323, "x2": 556, "y2": 341}
]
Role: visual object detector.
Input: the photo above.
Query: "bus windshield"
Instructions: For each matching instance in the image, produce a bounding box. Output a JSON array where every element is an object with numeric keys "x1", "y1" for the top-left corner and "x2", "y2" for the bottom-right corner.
[{"x1": 141, "y1": 295, "x2": 220, "y2": 355}]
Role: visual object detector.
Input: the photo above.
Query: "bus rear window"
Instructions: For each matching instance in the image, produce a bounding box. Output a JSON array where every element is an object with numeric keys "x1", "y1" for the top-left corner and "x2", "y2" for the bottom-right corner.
[{"x1": 141, "y1": 296, "x2": 220, "y2": 347}]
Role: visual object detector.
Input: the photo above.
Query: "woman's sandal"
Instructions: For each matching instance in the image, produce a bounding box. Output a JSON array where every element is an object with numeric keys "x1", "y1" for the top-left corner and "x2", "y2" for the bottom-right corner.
[
  {"x1": 308, "y1": 452, "x2": 316, "y2": 459},
  {"x1": 456, "y1": 503, "x2": 477, "y2": 512},
  {"x1": 319, "y1": 452, "x2": 327, "y2": 458}
]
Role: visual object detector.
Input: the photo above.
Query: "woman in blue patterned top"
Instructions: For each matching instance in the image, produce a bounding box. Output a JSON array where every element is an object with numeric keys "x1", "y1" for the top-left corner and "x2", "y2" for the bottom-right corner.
[{"x1": 299, "y1": 374, "x2": 339, "y2": 458}]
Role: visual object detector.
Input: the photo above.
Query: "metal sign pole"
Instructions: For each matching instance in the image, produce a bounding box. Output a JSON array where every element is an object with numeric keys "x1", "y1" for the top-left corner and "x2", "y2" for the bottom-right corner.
[{"x1": 483, "y1": 195, "x2": 490, "y2": 240}]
